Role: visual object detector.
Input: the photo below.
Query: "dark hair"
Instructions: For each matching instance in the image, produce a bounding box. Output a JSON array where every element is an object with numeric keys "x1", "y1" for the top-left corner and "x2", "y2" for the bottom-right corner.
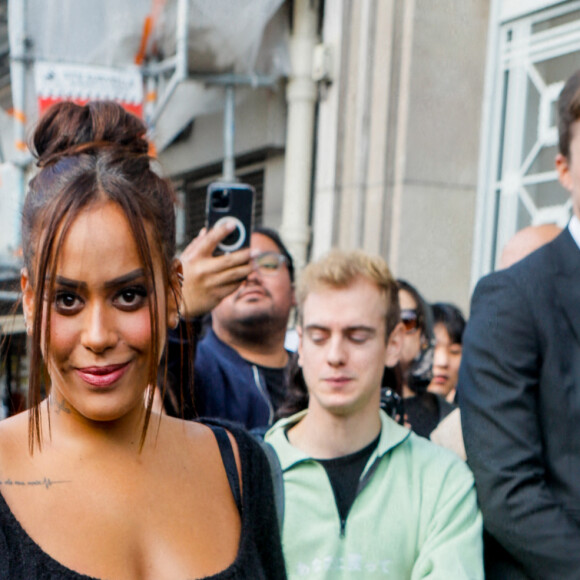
[
  {"x1": 431, "y1": 302, "x2": 466, "y2": 345},
  {"x1": 558, "y1": 69, "x2": 580, "y2": 159},
  {"x1": 397, "y1": 280, "x2": 434, "y2": 394},
  {"x1": 396, "y1": 279, "x2": 434, "y2": 343},
  {"x1": 23, "y1": 100, "x2": 179, "y2": 452},
  {"x1": 274, "y1": 357, "x2": 308, "y2": 420},
  {"x1": 253, "y1": 226, "x2": 295, "y2": 283}
]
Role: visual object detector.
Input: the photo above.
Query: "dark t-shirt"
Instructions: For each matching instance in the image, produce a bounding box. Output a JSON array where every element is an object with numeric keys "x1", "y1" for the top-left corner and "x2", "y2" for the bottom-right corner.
[
  {"x1": 317, "y1": 435, "x2": 380, "y2": 525},
  {"x1": 257, "y1": 364, "x2": 287, "y2": 413}
]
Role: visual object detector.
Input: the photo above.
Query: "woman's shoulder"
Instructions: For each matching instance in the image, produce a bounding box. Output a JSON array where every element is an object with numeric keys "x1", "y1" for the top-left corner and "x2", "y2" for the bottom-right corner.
[
  {"x1": 155, "y1": 416, "x2": 249, "y2": 474},
  {"x1": 0, "y1": 412, "x2": 30, "y2": 465},
  {"x1": 157, "y1": 414, "x2": 245, "y2": 446},
  {"x1": 151, "y1": 416, "x2": 270, "y2": 499}
]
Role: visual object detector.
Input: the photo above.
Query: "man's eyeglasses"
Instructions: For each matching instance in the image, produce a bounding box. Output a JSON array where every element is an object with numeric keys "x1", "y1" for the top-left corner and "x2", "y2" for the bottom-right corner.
[
  {"x1": 252, "y1": 252, "x2": 288, "y2": 275},
  {"x1": 401, "y1": 308, "x2": 419, "y2": 333}
]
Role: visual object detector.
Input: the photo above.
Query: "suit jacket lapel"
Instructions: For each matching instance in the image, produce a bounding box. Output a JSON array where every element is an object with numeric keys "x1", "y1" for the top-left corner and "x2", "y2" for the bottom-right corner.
[{"x1": 552, "y1": 229, "x2": 580, "y2": 343}]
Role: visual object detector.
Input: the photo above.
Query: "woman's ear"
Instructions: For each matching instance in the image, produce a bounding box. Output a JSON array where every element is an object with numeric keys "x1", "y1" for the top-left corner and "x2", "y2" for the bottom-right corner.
[
  {"x1": 167, "y1": 259, "x2": 183, "y2": 329},
  {"x1": 21, "y1": 268, "x2": 34, "y2": 335}
]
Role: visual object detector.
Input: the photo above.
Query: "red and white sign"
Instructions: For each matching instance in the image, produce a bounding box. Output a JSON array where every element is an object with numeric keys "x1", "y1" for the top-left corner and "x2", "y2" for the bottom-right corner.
[{"x1": 35, "y1": 62, "x2": 144, "y2": 118}]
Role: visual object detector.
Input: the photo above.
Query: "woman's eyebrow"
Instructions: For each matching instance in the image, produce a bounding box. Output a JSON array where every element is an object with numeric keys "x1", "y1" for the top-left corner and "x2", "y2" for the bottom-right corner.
[
  {"x1": 53, "y1": 269, "x2": 146, "y2": 291},
  {"x1": 53, "y1": 276, "x2": 85, "y2": 291},
  {"x1": 103, "y1": 269, "x2": 146, "y2": 289}
]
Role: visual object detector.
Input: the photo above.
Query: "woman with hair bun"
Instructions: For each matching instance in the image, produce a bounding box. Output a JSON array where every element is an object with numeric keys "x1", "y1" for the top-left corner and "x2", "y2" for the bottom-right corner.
[{"x1": 0, "y1": 101, "x2": 286, "y2": 579}]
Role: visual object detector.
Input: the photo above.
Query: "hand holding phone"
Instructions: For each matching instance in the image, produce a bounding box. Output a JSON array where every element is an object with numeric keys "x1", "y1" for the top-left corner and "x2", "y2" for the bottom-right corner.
[
  {"x1": 178, "y1": 223, "x2": 253, "y2": 318},
  {"x1": 206, "y1": 182, "x2": 255, "y2": 254}
]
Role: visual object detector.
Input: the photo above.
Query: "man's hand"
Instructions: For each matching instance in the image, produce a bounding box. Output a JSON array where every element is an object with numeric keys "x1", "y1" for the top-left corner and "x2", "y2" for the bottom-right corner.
[{"x1": 179, "y1": 221, "x2": 253, "y2": 319}]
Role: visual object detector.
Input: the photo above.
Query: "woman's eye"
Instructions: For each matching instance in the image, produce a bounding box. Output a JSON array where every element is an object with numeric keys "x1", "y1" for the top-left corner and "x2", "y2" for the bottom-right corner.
[
  {"x1": 54, "y1": 292, "x2": 82, "y2": 313},
  {"x1": 114, "y1": 286, "x2": 148, "y2": 310}
]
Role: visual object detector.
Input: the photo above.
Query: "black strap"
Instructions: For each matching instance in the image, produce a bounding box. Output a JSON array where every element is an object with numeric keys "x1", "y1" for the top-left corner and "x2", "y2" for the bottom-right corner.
[
  {"x1": 260, "y1": 440, "x2": 285, "y2": 530},
  {"x1": 209, "y1": 425, "x2": 242, "y2": 514}
]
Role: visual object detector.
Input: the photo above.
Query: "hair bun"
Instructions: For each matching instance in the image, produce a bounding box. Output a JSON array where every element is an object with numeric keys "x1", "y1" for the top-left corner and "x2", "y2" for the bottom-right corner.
[{"x1": 32, "y1": 101, "x2": 149, "y2": 167}]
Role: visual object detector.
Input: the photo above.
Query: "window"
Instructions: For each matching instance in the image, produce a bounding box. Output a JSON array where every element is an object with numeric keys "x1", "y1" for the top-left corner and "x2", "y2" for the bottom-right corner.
[{"x1": 474, "y1": 0, "x2": 580, "y2": 278}]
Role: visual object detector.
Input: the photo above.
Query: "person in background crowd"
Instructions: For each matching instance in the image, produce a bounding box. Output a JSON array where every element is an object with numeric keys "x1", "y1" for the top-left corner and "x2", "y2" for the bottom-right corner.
[
  {"x1": 397, "y1": 279, "x2": 432, "y2": 399},
  {"x1": 265, "y1": 250, "x2": 483, "y2": 579},
  {"x1": 165, "y1": 226, "x2": 298, "y2": 434},
  {"x1": 0, "y1": 101, "x2": 286, "y2": 579},
  {"x1": 459, "y1": 67, "x2": 580, "y2": 579},
  {"x1": 427, "y1": 302, "x2": 466, "y2": 404},
  {"x1": 498, "y1": 223, "x2": 562, "y2": 269},
  {"x1": 397, "y1": 280, "x2": 455, "y2": 438}
]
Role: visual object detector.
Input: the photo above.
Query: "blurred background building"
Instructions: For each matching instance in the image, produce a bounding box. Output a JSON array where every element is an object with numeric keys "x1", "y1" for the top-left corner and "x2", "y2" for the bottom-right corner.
[{"x1": 0, "y1": 0, "x2": 576, "y2": 413}]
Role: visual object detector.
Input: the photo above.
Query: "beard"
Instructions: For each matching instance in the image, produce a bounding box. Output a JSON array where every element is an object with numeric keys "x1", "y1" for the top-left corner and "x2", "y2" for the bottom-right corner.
[{"x1": 221, "y1": 308, "x2": 288, "y2": 343}]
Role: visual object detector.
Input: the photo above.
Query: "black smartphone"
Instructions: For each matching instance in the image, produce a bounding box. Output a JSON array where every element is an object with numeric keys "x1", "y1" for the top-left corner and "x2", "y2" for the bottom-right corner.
[{"x1": 205, "y1": 182, "x2": 255, "y2": 254}]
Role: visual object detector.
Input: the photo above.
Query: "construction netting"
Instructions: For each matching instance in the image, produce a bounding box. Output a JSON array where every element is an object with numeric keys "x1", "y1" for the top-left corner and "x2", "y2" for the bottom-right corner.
[
  {"x1": 8, "y1": 0, "x2": 290, "y2": 149},
  {"x1": 14, "y1": 0, "x2": 288, "y2": 73}
]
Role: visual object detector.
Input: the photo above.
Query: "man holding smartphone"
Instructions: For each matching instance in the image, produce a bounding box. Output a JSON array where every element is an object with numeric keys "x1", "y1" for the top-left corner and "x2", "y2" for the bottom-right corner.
[{"x1": 164, "y1": 221, "x2": 297, "y2": 432}]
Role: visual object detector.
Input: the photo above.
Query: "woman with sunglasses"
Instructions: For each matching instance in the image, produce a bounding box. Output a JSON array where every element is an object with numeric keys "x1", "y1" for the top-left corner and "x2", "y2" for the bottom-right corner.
[
  {"x1": 394, "y1": 281, "x2": 457, "y2": 440},
  {"x1": 0, "y1": 101, "x2": 286, "y2": 579}
]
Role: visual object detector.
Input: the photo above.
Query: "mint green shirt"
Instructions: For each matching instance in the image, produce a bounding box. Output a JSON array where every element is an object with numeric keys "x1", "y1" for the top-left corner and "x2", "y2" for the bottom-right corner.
[{"x1": 265, "y1": 410, "x2": 483, "y2": 579}]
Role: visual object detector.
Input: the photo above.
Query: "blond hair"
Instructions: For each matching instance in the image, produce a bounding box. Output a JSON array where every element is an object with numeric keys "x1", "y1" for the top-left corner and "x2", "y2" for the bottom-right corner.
[{"x1": 297, "y1": 249, "x2": 400, "y2": 339}]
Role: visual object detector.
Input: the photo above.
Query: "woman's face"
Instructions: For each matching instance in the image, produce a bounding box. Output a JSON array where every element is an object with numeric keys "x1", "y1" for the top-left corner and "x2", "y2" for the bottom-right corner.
[
  {"x1": 398, "y1": 288, "x2": 422, "y2": 372},
  {"x1": 22, "y1": 200, "x2": 178, "y2": 423},
  {"x1": 427, "y1": 322, "x2": 462, "y2": 401}
]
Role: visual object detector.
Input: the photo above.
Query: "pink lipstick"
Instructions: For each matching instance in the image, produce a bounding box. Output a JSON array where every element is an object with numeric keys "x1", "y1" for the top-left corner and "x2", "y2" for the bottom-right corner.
[{"x1": 75, "y1": 363, "x2": 130, "y2": 388}]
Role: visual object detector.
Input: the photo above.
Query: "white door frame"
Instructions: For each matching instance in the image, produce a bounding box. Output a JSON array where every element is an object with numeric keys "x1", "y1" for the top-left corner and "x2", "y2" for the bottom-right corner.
[{"x1": 472, "y1": 0, "x2": 580, "y2": 286}]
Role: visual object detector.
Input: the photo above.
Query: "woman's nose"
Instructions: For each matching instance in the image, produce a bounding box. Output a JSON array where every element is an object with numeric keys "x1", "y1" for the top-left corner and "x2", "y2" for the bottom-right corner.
[{"x1": 81, "y1": 303, "x2": 117, "y2": 353}]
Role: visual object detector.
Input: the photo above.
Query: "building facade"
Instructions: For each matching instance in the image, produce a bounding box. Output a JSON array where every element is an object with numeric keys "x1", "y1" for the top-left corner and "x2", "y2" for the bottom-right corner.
[{"x1": 8, "y1": 0, "x2": 562, "y2": 315}]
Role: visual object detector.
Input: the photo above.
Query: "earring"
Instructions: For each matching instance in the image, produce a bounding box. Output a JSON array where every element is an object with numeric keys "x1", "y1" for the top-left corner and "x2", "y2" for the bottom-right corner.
[{"x1": 169, "y1": 312, "x2": 179, "y2": 330}]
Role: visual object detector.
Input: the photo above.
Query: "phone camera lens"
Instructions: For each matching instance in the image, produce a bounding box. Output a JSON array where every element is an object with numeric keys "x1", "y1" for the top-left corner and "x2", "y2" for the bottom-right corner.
[{"x1": 212, "y1": 190, "x2": 230, "y2": 210}]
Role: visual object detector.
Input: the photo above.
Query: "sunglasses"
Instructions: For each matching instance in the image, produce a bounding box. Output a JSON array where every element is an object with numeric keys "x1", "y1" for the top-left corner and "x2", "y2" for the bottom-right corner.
[
  {"x1": 401, "y1": 308, "x2": 419, "y2": 333},
  {"x1": 252, "y1": 252, "x2": 288, "y2": 276}
]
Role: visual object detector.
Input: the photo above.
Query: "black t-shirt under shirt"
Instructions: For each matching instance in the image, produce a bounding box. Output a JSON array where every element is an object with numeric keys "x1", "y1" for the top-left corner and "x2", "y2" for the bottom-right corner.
[{"x1": 316, "y1": 435, "x2": 381, "y2": 525}]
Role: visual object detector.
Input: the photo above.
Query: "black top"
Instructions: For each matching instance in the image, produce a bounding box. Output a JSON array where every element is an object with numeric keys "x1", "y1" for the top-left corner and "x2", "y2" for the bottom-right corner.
[
  {"x1": 404, "y1": 392, "x2": 455, "y2": 438},
  {"x1": 256, "y1": 364, "x2": 287, "y2": 413},
  {"x1": 0, "y1": 421, "x2": 287, "y2": 579},
  {"x1": 317, "y1": 435, "x2": 380, "y2": 526}
]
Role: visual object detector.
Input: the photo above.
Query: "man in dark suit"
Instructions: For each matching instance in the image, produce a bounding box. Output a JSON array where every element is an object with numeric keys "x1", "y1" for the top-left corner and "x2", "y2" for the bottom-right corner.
[{"x1": 459, "y1": 68, "x2": 580, "y2": 579}]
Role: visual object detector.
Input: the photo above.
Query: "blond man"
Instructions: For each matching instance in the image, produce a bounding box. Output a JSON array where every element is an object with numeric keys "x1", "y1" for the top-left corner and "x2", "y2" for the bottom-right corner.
[{"x1": 265, "y1": 250, "x2": 483, "y2": 579}]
